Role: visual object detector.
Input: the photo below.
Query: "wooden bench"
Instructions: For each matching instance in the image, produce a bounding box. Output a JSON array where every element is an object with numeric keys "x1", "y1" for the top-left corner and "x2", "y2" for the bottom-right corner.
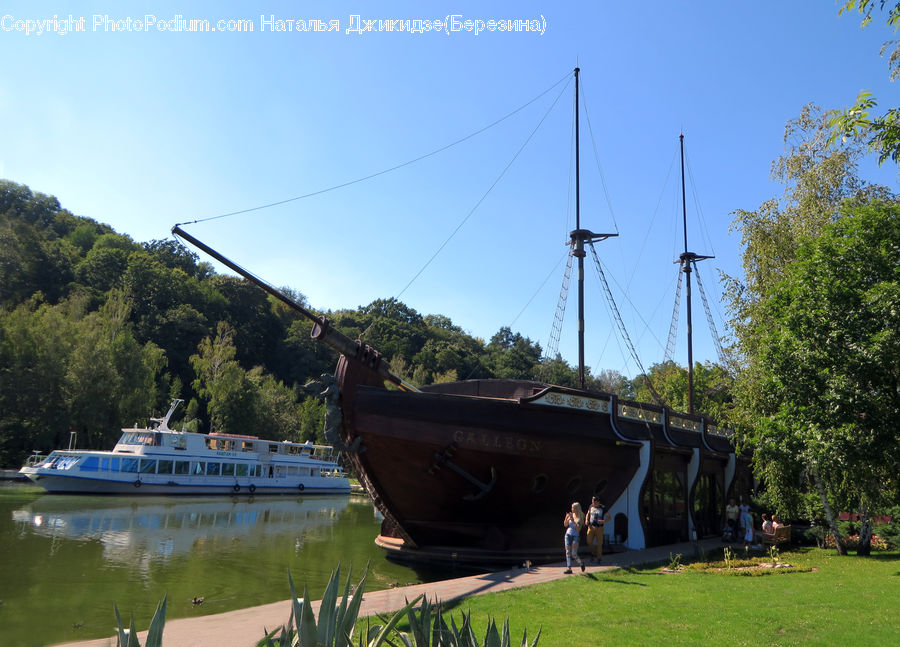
[{"x1": 760, "y1": 525, "x2": 791, "y2": 546}]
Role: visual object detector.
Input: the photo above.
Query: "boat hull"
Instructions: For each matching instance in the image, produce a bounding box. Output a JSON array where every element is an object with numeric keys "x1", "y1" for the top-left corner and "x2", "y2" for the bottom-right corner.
[
  {"x1": 336, "y1": 357, "x2": 752, "y2": 565},
  {"x1": 19, "y1": 469, "x2": 350, "y2": 495}
]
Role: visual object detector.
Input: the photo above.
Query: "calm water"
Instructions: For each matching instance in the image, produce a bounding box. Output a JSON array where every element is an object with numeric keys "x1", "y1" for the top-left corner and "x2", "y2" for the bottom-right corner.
[{"x1": 0, "y1": 482, "x2": 457, "y2": 647}]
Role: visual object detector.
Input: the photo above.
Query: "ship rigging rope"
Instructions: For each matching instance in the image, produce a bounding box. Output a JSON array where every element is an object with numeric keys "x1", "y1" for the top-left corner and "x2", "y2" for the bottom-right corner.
[
  {"x1": 390, "y1": 78, "x2": 573, "y2": 304},
  {"x1": 664, "y1": 269, "x2": 683, "y2": 363},
  {"x1": 693, "y1": 268, "x2": 728, "y2": 366},
  {"x1": 175, "y1": 72, "x2": 573, "y2": 227},
  {"x1": 361, "y1": 77, "x2": 574, "y2": 344},
  {"x1": 684, "y1": 146, "x2": 717, "y2": 258},
  {"x1": 578, "y1": 77, "x2": 620, "y2": 235},
  {"x1": 588, "y1": 243, "x2": 667, "y2": 408},
  {"x1": 543, "y1": 250, "x2": 574, "y2": 364}
]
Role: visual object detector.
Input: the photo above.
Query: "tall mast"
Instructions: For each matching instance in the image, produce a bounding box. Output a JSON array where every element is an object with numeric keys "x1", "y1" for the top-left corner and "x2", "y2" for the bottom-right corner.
[
  {"x1": 677, "y1": 134, "x2": 712, "y2": 414},
  {"x1": 575, "y1": 67, "x2": 585, "y2": 388},
  {"x1": 570, "y1": 67, "x2": 617, "y2": 390}
]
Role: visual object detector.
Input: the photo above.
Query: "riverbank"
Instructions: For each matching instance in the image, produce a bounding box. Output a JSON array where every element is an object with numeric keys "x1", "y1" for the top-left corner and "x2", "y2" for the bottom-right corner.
[{"x1": 54, "y1": 538, "x2": 723, "y2": 647}]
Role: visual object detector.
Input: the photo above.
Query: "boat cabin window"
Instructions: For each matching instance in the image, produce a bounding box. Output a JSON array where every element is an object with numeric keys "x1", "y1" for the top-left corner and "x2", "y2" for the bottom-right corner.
[
  {"x1": 241, "y1": 441, "x2": 254, "y2": 452},
  {"x1": 205, "y1": 437, "x2": 237, "y2": 451},
  {"x1": 193, "y1": 462, "x2": 205, "y2": 475},
  {"x1": 121, "y1": 432, "x2": 158, "y2": 446},
  {"x1": 174, "y1": 460, "x2": 190, "y2": 475},
  {"x1": 121, "y1": 458, "x2": 139, "y2": 473},
  {"x1": 80, "y1": 456, "x2": 99, "y2": 472},
  {"x1": 139, "y1": 459, "x2": 156, "y2": 474},
  {"x1": 222, "y1": 463, "x2": 235, "y2": 476},
  {"x1": 157, "y1": 460, "x2": 173, "y2": 474},
  {"x1": 235, "y1": 464, "x2": 248, "y2": 477},
  {"x1": 206, "y1": 462, "x2": 221, "y2": 476},
  {"x1": 55, "y1": 456, "x2": 79, "y2": 470},
  {"x1": 269, "y1": 443, "x2": 279, "y2": 454}
]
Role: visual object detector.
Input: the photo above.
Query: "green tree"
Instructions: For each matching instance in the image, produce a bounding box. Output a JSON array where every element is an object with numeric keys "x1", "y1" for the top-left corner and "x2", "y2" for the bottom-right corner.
[
  {"x1": 357, "y1": 298, "x2": 428, "y2": 363},
  {"x1": 727, "y1": 105, "x2": 898, "y2": 554},
  {"x1": 208, "y1": 275, "x2": 284, "y2": 371},
  {"x1": 0, "y1": 299, "x2": 77, "y2": 463},
  {"x1": 297, "y1": 397, "x2": 326, "y2": 444},
  {"x1": 190, "y1": 321, "x2": 258, "y2": 435},
  {"x1": 739, "y1": 203, "x2": 900, "y2": 555},
  {"x1": 630, "y1": 361, "x2": 732, "y2": 420},
  {"x1": 831, "y1": 1, "x2": 900, "y2": 165},
  {"x1": 63, "y1": 293, "x2": 166, "y2": 448},
  {"x1": 250, "y1": 368, "x2": 306, "y2": 441},
  {"x1": 592, "y1": 368, "x2": 634, "y2": 398},
  {"x1": 486, "y1": 326, "x2": 542, "y2": 379},
  {"x1": 0, "y1": 292, "x2": 165, "y2": 462},
  {"x1": 537, "y1": 354, "x2": 579, "y2": 388}
]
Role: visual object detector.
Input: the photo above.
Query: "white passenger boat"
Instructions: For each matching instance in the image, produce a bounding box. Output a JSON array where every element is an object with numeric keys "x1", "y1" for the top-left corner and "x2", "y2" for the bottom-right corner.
[{"x1": 18, "y1": 400, "x2": 350, "y2": 495}]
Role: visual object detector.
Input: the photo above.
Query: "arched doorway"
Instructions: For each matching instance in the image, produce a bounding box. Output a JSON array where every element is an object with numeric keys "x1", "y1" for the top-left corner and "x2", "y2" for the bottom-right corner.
[
  {"x1": 692, "y1": 472, "x2": 723, "y2": 538},
  {"x1": 640, "y1": 454, "x2": 689, "y2": 546}
]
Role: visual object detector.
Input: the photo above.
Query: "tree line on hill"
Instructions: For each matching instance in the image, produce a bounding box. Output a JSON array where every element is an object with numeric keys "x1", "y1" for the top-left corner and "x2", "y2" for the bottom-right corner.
[{"x1": 0, "y1": 178, "x2": 733, "y2": 466}]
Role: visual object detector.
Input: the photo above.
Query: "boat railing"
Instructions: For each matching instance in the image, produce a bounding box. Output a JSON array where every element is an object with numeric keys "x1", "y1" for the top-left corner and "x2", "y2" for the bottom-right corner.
[
  {"x1": 24, "y1": 452, "x2": 47, "y2": 468},
  {"x1": 668, "y1": 415, "x2": 702, "y2": 433},
  {"x1": 618, "y1": 403, "x2": 662, "y2": 425}
]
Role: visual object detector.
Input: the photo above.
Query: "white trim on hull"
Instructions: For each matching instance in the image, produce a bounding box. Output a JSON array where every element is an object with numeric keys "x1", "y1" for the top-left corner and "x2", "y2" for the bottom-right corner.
[{"x1": 23, "y1": 473, "x2": 350, "y2": 495}]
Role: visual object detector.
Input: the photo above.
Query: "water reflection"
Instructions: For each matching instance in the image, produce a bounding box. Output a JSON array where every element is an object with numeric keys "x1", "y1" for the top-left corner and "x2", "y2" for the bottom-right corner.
[
  {"x1": 11, "y1": 495, "x2": 348, "y2": 568},
  {"x1": 1, "y1": 486, "x2": 452, "y2": 647}
]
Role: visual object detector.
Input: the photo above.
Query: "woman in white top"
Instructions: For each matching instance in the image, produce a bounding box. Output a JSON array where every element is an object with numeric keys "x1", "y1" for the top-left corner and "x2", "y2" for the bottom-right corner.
[{"x1": 563, "y1": 502, "x2": 585, "y2": 574}]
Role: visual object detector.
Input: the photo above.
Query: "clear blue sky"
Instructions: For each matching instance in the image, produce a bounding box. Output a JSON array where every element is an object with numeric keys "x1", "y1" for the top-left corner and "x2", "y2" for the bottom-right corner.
[{"x1": 2, "y1": 1, "x2": 897, "y2": 378}]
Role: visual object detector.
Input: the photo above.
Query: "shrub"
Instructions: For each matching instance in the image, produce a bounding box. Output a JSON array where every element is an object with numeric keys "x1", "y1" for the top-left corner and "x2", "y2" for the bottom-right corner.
[{"x1": 824, "y1": 533, "x2": 890, "y2": 551}]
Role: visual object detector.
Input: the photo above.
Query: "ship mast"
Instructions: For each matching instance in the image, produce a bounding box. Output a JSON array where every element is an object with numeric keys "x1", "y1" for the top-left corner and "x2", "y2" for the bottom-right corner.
[
  {"x1": 677, "y1": 133, "x2": 712, "y2": 414},
  {"x1": 570, "y1": 67, "x2": 617, "y2": 390}
]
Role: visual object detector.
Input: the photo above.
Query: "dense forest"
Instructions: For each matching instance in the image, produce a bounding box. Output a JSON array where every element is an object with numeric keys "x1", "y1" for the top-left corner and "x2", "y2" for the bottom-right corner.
[{"x1": 0, "y1": 179, "x2": 731, "y2": 466}]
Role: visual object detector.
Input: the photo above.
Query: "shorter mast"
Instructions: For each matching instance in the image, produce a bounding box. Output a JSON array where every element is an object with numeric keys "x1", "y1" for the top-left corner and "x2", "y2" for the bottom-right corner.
[{"x1": 676, "y1": 134, "x2": 712, "y2": 414}]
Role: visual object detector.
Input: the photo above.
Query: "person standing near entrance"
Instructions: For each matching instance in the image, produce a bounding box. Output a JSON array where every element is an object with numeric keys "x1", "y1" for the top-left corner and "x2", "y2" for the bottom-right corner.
[
  {"x1": 725, "y1": 498, "x2": 739, "y2": 540},
  {"x1": 563, "y1": 502, "x2": 585, "y2": 574},
  {"x1": 585, "y1": 496, "x2": 610, "y2": 563}
]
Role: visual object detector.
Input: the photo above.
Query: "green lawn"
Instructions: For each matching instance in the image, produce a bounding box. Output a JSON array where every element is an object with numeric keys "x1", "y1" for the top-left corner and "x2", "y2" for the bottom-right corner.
[{"x1": 369, "y1": 548, "x2": 899, "y2": 647}]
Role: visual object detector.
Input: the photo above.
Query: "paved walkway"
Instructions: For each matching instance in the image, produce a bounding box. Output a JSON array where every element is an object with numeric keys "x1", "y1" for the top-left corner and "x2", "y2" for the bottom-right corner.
[{"x1": 55, "y1": 538, "x2": 722, "y2": 647}]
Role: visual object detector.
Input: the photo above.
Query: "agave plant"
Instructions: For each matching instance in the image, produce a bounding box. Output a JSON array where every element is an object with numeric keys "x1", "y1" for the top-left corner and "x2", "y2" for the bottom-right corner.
[
  {"x1": 113, "y1": 566, "x2": 539, "y2": 647},
  {"x1": 367, "y1": 593, "x2": 541, "y2": 647},
  {"x1": 260, "y1": 565, "x2": 424, "y2": 647},
  {"x1": 114, "y1": 595, "x2": 167, "y2": 647}
]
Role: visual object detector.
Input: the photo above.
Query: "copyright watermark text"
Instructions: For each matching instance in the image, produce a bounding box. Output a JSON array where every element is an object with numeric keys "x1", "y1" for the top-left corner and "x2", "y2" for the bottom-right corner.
[{"x1": 1, "y1": 13, "x2": 547, "y2": 37}]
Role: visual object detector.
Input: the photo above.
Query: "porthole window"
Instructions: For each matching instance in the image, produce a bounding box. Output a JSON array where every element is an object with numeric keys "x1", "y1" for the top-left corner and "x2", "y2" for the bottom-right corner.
[
  {"x1": 566, "y1": 476, "x2": 582, "y2": 495},
  {"x1": 531, "y1": 474, "x2": 548, "y2": 493}
]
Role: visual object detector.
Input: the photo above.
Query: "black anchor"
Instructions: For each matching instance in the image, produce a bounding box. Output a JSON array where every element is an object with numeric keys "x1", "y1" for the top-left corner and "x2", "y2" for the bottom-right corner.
[{"x1": 429, "y1": 442, "x2": 497, "y2": 501}]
